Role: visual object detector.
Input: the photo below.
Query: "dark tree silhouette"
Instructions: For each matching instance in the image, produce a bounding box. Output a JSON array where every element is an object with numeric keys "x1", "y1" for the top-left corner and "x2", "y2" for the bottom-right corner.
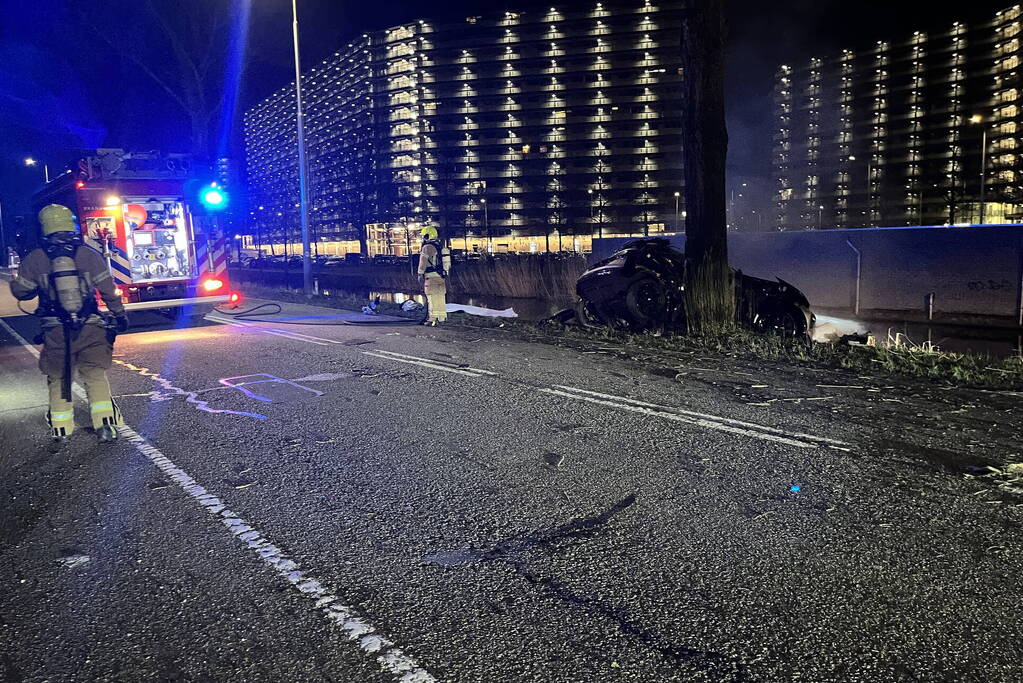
[
  {"x1": 681, "y1": 0, "x2": 735, "y2": 333},
  {"x1": 79, "y1": 0, "x2": 232, "y2": 157}
]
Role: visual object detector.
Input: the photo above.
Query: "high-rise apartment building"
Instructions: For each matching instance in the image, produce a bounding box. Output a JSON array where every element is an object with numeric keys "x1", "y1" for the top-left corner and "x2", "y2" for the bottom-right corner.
[
  {"x1": 774, "y1": 4, "x2": 1023, "y2": 230},
  {"x1": 244, "y1": 1, "x2": 684, "y2": 253}
]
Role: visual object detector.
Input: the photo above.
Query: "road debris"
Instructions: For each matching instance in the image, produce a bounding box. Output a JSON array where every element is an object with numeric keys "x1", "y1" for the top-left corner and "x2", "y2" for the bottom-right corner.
[
  {"x1": 543, "y1": 453, "x2": 566, "y2": 468},
  {"x1": 57, "y1": 554, "x2": 90, "y2": 569}
]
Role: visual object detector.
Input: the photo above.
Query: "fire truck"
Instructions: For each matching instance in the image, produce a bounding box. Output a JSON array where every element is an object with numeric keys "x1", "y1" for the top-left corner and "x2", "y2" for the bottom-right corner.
[{"x1": 31, "y1": 149, "x2": 240, "y2": 312}]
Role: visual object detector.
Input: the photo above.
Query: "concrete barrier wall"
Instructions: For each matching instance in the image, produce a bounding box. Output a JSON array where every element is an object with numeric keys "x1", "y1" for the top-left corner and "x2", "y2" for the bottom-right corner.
[{"x1": 591, "y1": 226, "x2": 1023, "y2": 321}]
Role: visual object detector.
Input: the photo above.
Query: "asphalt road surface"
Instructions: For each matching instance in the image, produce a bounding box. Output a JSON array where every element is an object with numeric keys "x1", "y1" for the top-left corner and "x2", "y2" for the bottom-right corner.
[{"x1": 2, "y1": 293, "x2": 1022, "y2": 683}]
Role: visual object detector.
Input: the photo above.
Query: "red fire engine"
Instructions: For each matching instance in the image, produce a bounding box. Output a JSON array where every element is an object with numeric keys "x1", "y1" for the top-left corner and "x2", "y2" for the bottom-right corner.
[{"x1": 31, "y1": 150, "x2": 240, "y2": 312}]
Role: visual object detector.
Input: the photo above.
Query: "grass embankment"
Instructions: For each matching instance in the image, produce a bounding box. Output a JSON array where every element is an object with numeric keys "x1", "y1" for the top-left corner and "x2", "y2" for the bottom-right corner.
[
  {"x1": 237, "y1": 283, "x2": 1023, "y2": 390},
  {"x1": 443, "y1": 313, "x2": 1023, "y2": 390}
]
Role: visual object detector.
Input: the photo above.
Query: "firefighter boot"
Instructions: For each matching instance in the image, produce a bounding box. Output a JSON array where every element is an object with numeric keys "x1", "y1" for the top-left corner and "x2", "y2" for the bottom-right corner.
[
  {"x1": 46, "y1": 377, "x2": 75, "y2": 440},
  {"x1": 81, "y1": 367, "x2": 120, "y2": 442}
]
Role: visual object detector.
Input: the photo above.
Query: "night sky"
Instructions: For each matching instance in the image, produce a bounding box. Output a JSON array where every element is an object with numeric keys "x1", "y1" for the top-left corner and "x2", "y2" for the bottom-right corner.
[{"x1": 0, "y1": 0, "x2": 1000, "y2": 235}]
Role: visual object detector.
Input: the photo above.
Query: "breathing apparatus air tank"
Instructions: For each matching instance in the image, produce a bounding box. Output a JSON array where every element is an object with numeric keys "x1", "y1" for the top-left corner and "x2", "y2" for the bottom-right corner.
[
  {"x1": 38, "y1": 204, "x2": 86, "y2": 322},
  {"x1": 50, "y1": 256, "x2": 85, "y2": 321}
]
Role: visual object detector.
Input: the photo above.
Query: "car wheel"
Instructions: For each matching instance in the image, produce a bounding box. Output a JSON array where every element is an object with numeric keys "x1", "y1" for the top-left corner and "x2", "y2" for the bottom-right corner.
[
  {"x1": 754, "y1": 305, "x2": 810, "y2": 339},
  {"x1": 624, "y1": 276, "x2": 668, "y2": 332},
  {"x1": 574, "y1": 298, "x2": 603, "y2": 327}
]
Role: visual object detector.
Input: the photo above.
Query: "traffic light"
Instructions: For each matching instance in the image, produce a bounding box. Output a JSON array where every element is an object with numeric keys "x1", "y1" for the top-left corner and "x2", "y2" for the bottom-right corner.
[{"x1": 198, "y1": 182, "x2": 229, "y2": 211}]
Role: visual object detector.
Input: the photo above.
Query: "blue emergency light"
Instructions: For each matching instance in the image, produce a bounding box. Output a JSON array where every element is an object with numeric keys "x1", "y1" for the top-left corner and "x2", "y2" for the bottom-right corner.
[{"x1": 200, "y1": 184, "x2": 228, "y2": 211}]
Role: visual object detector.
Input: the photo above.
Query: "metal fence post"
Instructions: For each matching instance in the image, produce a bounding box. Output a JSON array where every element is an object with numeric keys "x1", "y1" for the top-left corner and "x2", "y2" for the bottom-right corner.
[{"x1": 846, "y1": 239, "x2": 861, "y2": 316}]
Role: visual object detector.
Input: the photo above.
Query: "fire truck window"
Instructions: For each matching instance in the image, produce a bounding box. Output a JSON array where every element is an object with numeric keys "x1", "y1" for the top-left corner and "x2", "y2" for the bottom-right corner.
[{"x1": 124, "y1": 200, "x2": 193, "y2": 283}]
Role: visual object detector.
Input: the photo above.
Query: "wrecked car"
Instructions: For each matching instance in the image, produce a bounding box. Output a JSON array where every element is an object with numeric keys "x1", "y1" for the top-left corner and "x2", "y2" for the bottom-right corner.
[{"x1": 571, "y1": 238, "x2": 815, "y2": 339}]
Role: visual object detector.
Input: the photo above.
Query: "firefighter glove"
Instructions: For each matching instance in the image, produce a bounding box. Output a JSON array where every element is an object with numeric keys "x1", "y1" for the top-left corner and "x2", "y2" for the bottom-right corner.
[{"x1": 114, "y1": 314, "x2": 130, "y2": 333}]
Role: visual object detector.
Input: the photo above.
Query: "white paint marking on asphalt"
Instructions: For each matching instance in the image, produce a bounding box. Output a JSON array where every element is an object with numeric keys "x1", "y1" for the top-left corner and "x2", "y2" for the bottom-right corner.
[
  {"x1": 540, "y1": 387, "x2": 821, "y2": 449},
  {"x1": 206, "y1": 315, "x2": 337, "y2": 346},
  {"x1": 0, "y1": 317, "x2": 437, "y2": 683},
  {"x1": 209, "y1": 317, "x2": 334, "y2": 345},
  {"x1": 552, "y1": 385, "x2": 850, "y2": 447},
  {"x1": 361, "y1": 350, "x2": 489, "y2": 377},
  {"x1": 119, "y1": 430, "x2": 436, "y2": 682},
  {"x1": 357, "y1": 348, "x2": 848, "y2": 449},
  {"x1": 369, "y1": 349, "x2": 497, "y2": 375}
]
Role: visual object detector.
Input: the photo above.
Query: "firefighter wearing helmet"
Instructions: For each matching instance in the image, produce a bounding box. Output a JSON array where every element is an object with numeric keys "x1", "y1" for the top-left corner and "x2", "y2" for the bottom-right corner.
[
  {"x1": 416, "y1": 225, "x2": 451, "y2": 325},
  {"x1": 9, "y1": 204, "x2": 129, "y2": 443}
]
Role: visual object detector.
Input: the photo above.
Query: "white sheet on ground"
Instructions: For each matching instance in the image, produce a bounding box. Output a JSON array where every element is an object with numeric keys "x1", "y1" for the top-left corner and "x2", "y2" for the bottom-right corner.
[
  {"x1": 813, "y1": 314, "x2": 869, "y2": 343},
  {"x1": 445, "y1": 303, "x2": 518, "y2": 318}
]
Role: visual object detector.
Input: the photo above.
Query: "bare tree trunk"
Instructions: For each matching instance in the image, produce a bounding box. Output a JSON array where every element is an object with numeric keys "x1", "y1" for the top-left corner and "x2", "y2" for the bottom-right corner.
[{"x1": 681, "y1": 0, "x2": 734, "y2": 335}]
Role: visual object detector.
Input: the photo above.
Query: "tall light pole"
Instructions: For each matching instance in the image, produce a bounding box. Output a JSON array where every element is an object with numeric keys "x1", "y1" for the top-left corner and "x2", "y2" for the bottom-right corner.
[
  {"x1": 970, "y1": 114, "x2": 988, "y2": 224},
  {"x1": 674, "y1": 191, "x2": 680, "y2": 232},
  {"x1": 0, "y1": 199, "x2": 6, "y2": 266},
  {"x1": 849, "y1": 155, "x2": 872, "y2": 226},
  {"x1": 481, "y1": 198, "x2": 490, "y2": 251},
  {"x1": 817, "y1": 204, "x2": 824, "y2": 229},
  {"x1": 290, "y1": 0, "x2": 312, "y2": 296},
  {"x1": 24, "y1": 157, "x2": 50, "y2": 183}
]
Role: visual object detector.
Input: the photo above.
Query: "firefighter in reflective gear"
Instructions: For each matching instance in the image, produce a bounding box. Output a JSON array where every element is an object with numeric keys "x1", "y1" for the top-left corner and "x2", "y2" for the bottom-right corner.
[
  {"x1": 9, "y1": 204, "x2": 129, "y2": 442},
  {"x1": 416, "y1": 226, "x2": 451, "y2": 325}
]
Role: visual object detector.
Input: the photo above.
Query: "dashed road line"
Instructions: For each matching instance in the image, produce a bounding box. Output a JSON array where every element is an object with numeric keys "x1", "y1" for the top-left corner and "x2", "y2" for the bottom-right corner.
[
  {"x1": 362, "y1": 349, "x2": 494, "y2": 377},
  {"x1": 550, "y1": 385, "x2": 850, "y2": 448},
  {"x1": 0, "y1": 317, "x2": 437, "y2": 683},
  {"x1": 206, "y1": 315, "x2": 338, "y2": 346},
  {"x1": 356, "y1": 344, "x2": 847, "y2": 450},
  {"x1": 370, "y1": 349, "x2": 497, "y2": 376}
]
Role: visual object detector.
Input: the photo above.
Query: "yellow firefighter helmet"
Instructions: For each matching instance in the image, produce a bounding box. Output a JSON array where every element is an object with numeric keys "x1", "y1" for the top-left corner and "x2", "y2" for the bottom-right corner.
[
  {"x1": 420, "y1": 225, "x2": 439, "y2": 241},
  {"x1": 39, "y1": 204, "x2": 77, "y2": 236}
]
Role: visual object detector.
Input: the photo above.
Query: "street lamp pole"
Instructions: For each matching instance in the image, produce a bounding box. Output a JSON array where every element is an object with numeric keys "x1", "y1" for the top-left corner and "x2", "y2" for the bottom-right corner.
[
  {"x1": 866, "y1": 159, "x2": 873, "y2": 226},
  {"x1": 481, "y1": 198, "x2": 490, "y2": 251},
  {"x1": 24, "y1": 157, "x2": 50, "y2": 183},
  {"x1": 291, "y1": 0, "x2": 312, "y2": 296},
  {"x1": 674, "y1": 191, "x2": 680, "y2": 232},
  {"x1": 969, "y1": 115, "x2": 989, "y2": 224},
  {"x1": 979, "y1": 125, "x2": 988, "y2": 224},
  {"x1": 0, "y1": 199, "x2": 6, "y2": 266}
]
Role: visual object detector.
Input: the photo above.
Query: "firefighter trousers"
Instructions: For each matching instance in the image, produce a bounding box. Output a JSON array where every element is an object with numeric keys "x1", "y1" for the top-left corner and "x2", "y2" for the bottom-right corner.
[
  {"x1": 424, "y1": 275, "x2": 447, "y2": 323},
  {"x1": 39, "y1": 324, "x2": 120, "y2": 437}
]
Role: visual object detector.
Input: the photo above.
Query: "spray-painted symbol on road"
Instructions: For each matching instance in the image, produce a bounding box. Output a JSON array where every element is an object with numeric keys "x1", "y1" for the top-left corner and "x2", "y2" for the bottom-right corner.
[
  {"x1": 114, "y1": 362, "x2": 335, "y2": 421},
  {"x1": 217, "y1": 374, "x2": 325, "y2": 402}
]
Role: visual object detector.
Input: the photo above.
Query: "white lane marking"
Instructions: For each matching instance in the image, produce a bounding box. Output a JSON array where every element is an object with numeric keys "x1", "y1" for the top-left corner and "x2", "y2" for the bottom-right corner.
[
  {"x1": 540, "y1": 387, "x2": 821, "y2": 449},
  {"x1": 361, "y1": 351, "x2": 489, "y2": 378},
  {"x1": 0, "y1": 318, "x2": 437, "y2": 683},
  {"x1": 553, "y1": 385, "x2": 850, "y2": 447},
  {"x1": 370, "y1": 349, "x2": 497, "y2": 375},
  {"x1": 210, "y1": 317, "x2": 334, "y2": 345},
  {"x1": 216, "y1": 320, "x2": 332, "y2": 346},
  {"x1": 118, "y1": 431, "x2": 435, "y2": 682},
  {"x1": 359, "y1": 349, "x2": 847, "y2": 449},
  {"x1": 206, "y1": 315, "x2": 337, "y2": 346}
]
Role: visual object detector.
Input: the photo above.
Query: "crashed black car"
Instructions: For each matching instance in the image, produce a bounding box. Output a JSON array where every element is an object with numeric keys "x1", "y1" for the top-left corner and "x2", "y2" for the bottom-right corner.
[{"x1": 572, "y1": 238, "x2": 814, "y2": 339}]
